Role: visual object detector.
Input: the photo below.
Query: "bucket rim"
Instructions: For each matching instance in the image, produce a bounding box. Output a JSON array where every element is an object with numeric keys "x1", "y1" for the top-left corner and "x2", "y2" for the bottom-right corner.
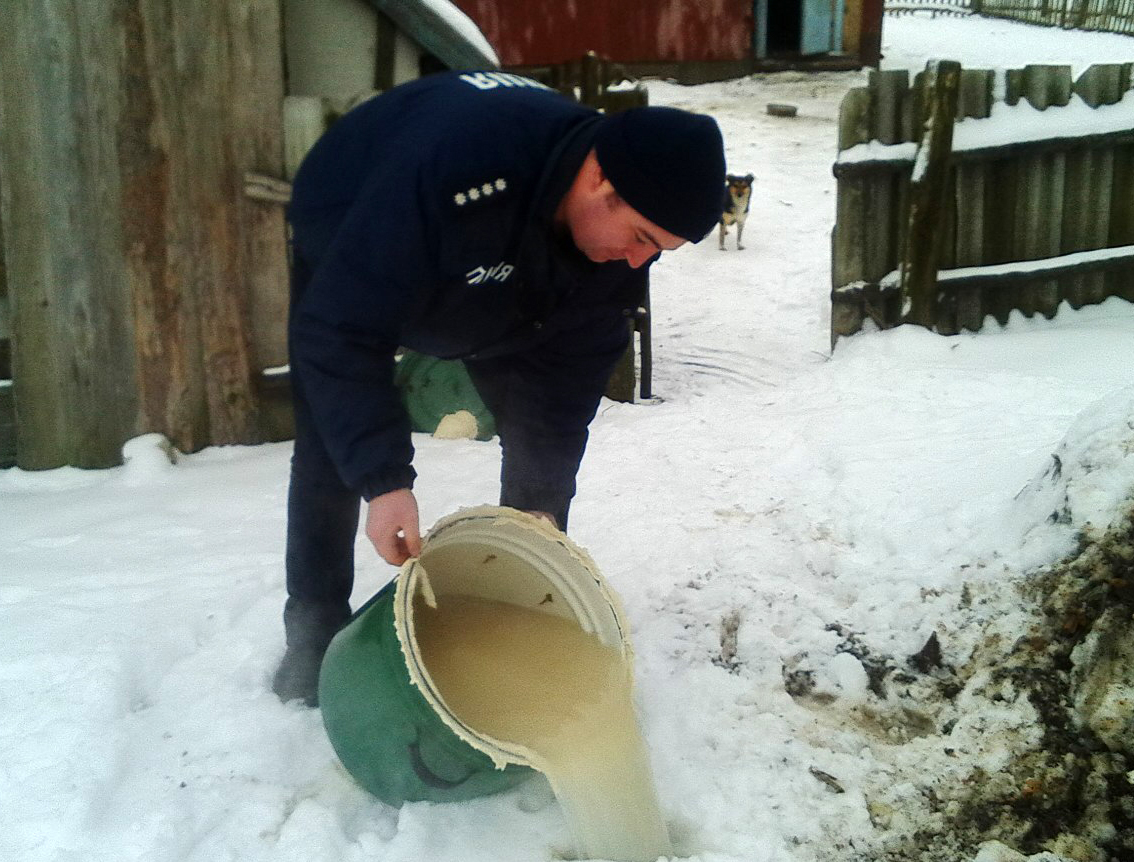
[{"x1": 393, "y1": 505, "x2": 632, "y2": 769}]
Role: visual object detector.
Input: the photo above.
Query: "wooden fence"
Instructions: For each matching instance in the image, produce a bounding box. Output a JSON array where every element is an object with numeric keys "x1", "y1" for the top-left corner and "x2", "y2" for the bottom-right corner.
[
  {"x1": 0, "y1": 1, "x2": 290, "y2": 472},
  {"x1": 884, "y1": 0, "x2": 1134, "y2": 34},
  {"x1": 885, "y1": 0, "x2": 974, "y2": 17},
  {"x1": 972, "y1": 0, "x2": 1134, "y2": 35},
  {"x1": 831, "y1": 60, "x2": 1134, "y2": 345}
]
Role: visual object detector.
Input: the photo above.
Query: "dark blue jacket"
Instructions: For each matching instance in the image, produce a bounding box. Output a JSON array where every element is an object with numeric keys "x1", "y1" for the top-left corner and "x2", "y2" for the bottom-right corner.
[{"x1": 287, "y1": 72, "x2": 649, "y2": 518}]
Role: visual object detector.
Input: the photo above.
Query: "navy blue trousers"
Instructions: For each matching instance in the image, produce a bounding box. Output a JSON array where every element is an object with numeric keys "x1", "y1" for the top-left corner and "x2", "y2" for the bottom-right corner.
[{"x1": 283, "y1": 252, "x2": 357, "y2": 645}]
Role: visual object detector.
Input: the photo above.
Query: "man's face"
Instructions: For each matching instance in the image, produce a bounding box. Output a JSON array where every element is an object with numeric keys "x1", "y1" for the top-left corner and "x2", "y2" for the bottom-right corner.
[{"x1": 564, "y1": 177, "x2": 687, "y2": 269}]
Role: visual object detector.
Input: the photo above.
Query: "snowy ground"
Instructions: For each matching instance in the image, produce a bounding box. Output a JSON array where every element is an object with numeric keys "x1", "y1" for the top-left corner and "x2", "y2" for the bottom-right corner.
[{"x1": 4, "y1": 13, "x2": 1134, "y2": 862}]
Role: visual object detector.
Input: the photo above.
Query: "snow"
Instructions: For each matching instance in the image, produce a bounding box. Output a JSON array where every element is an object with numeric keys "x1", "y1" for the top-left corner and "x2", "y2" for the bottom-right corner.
[
  {"x1": 837, "y1": 89, "x2": 1134, "y2": 168},
  {"x1": 4, "y1": 13, "x2": 1134, "y2": 862},
  {"x1": 880, "y1": 12, "x2": 1134, "y2": 75},
  {"x1": 932, "y1": 243, "x2": 1134, "y2": 282}
]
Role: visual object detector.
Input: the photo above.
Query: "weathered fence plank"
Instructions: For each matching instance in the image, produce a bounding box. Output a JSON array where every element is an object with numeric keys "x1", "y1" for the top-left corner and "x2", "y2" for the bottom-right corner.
[
  {"x1": 0, "y1": 0, "x2": 289, "y2": 469},
  {"x1": 954, "y1": 68, "x2": 995, "y2": 330},
  {"x1": 832, "y1": 86, "x2": 873, "y2": 341},
  {"x1": 1110, "y1": 140, "x2": 1134, "y2": 301},
  {"x1": 982, "y1": 158, "x2": 1021, "y2": 324},
  {"x1": 865, "y1": 71, "x2": 910, "y2": 284},
  {"x1": 1015, "y1": 65, "x2": 1071, "y2": 318},
  {"x1": 1063, "y1": 64, "x2": 1126, "y2": 306},
  {"x1": 1, "y1": 3, "x2": 139, "y2": 468}
]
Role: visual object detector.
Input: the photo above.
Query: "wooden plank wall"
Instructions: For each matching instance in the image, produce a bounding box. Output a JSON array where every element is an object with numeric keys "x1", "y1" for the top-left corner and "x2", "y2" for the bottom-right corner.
[
  {"x1": 831, "y1": 61, "x2": 1134, "y2": 344},
  {"x1": 0, "y1": 0, "x2": 290, "y2": 470},
  {"x1": 0, "y1": 164, "x2": 10, "y2": 466}
]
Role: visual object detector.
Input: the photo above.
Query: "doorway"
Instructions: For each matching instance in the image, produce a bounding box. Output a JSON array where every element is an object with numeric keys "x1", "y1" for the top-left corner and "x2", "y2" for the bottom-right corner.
[{"x1": 755, "y1": 0, "x2": 845, "y2": 59}]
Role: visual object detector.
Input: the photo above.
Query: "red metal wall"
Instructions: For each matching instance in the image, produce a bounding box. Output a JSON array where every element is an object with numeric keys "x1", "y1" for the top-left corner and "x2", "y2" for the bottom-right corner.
[{"x1": 450, "y1": 0, "x2": 754, "y2": 66}]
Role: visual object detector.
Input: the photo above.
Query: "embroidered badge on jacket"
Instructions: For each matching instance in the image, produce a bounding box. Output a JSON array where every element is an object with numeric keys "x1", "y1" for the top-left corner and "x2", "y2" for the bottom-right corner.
[{"x1": 466, "y1": 261, "x2": 515, "y2": 285}]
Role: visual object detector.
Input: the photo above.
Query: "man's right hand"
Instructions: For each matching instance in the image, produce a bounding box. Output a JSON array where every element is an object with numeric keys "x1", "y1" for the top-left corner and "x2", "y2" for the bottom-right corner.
[{"x1": 366, "y1": 489, "x2": 422, "y2": 565}]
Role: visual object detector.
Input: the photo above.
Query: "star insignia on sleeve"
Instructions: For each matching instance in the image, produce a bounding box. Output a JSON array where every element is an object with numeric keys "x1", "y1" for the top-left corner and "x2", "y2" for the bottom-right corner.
[{"x1": 453, "y1": 177, "x2": 509, "y2": 209}]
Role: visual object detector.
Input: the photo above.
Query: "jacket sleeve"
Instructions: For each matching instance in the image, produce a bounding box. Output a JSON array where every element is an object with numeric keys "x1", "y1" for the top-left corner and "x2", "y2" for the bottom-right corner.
[
  {"x1": 464, "y1": 267, "x2": 647, "y2": 524},
  {"x1": 289, "y1": 166, "x2": 431, "y2": 501}
]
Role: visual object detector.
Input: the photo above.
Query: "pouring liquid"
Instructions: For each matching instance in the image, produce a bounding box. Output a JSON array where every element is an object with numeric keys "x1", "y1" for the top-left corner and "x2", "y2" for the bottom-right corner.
[{"x1": 413, "y1": 594, "x2": 673, "y2": 862}]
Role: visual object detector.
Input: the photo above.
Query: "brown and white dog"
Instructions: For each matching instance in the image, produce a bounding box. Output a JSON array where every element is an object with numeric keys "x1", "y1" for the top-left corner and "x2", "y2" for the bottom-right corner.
[{"x1": 719, "y1": 173, "x2": 754, "y2": 250}]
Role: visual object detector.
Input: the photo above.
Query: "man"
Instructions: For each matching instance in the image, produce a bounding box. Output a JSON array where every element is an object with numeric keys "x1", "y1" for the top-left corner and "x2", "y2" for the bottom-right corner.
[{"x1": 274, "y1": 70, "x2": 725, "y2": 706}]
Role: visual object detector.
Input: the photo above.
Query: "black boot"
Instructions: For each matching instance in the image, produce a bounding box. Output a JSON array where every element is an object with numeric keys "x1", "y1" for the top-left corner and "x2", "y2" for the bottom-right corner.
[{"x1": 272, "y1": 598, "x2": 352, "y2": 707}]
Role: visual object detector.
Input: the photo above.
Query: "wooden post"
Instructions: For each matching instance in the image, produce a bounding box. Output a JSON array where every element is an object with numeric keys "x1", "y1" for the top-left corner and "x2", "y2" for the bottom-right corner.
[
  {"x1": 580, "y1": 52, "x2": 600, "y2": 106},
  {"x1": 899, "y1": 60, "x2": 961, "y2": 330},
  {"x1": 831, "y1": 85, "x2": 872, "y2": 345},
  {"x1": 858, "y1": 0, "x2": 884, "y2": 68},
  {"x1": 604, "y1": 319, "x2": 637, "y2": 405},
  {"x1": 0, "y1": 0, "x2": 289, "y2": 469},
  {"x1": 637, "y1": 288, "x2": 652, "y2": 400}
]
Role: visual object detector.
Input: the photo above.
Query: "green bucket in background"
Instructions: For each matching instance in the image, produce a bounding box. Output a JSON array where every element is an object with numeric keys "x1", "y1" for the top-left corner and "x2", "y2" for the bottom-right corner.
[
  {"x1": 317, "y1": 506, "x2": 633, "y2": 806},
  {"x1": 393, "y1": 350, "x2": 496, "y2": 441}
]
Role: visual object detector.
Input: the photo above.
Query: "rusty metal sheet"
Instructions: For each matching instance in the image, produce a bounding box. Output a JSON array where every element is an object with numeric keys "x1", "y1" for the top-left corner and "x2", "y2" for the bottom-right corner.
[{"x1": 451, "y1": 0, "x2": 754, "y2": 65}]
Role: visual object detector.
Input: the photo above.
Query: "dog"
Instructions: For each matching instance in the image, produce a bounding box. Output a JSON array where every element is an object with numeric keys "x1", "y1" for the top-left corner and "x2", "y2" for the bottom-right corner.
[{"x1": 719, "y1": 173, "x2": 754, "y2": 251}]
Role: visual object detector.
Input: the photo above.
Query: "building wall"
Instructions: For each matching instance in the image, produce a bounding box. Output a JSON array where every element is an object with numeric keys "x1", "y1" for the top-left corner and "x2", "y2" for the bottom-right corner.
[
  {"x1": 450, "y1": 0, "x2": 754, "y2": 65},
  {"x1": 284, "y1": 0, "x2": 379, "y2": 99},
  {"x1": 392, "y1": 29, "x2": 423, "y2": 84}
]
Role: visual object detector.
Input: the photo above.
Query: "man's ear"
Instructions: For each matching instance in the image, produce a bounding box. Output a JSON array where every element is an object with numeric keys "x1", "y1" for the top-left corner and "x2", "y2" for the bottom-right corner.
[{"x1": 584, "y1": 149, "x2": 611, "y2": 193}]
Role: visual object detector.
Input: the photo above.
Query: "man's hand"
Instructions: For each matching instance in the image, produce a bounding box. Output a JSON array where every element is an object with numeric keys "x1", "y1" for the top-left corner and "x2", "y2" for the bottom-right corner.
[
  {"x1": 524, "y1": 510, "x2": 558, "y2": 528},
  {"x1": 366, "y1": 489, "x2": 422, "y2": 565}
]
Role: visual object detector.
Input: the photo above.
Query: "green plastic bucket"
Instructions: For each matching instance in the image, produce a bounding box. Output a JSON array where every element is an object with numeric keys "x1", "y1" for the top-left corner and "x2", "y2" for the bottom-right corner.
[
  {"x1": 318, "y1": 506, "x2": 633, "y2": 805},
  {"x1": 393, "y1": 351, "x2": 496, "y2": 441}
]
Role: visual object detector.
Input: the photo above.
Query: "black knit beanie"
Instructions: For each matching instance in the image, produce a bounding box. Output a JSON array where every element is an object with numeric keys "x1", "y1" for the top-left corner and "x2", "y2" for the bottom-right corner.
[{"x1": 594, "y1": 106, "x2": 726, "y2": 243}]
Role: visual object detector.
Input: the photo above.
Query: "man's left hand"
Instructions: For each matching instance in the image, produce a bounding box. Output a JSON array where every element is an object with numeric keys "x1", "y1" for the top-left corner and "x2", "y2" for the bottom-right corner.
[{"x1": 524, "y1": 510, "x2": 558, "y2": 528}]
